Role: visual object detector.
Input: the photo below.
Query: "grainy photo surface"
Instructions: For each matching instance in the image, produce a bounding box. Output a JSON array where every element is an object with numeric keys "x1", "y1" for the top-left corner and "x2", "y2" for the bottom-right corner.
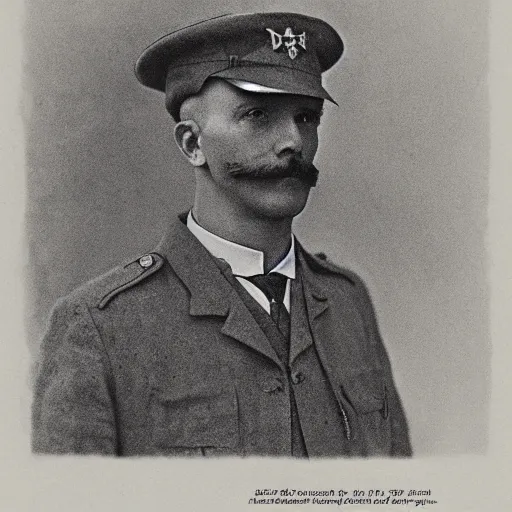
[{"x1": 25, "y1": 0, "x2": 489, "y2": 459}]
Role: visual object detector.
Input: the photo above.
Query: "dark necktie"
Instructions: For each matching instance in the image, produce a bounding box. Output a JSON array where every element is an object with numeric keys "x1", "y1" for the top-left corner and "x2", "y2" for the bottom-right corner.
[{"x1": 246, "y1": 273, "x2": 290, "y2": 337}]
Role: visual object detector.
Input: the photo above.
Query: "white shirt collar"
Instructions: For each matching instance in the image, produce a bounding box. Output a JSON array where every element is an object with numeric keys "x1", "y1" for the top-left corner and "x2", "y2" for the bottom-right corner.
[{"x1": 186, "y1": 211, "x2": 295, "y2": 279}]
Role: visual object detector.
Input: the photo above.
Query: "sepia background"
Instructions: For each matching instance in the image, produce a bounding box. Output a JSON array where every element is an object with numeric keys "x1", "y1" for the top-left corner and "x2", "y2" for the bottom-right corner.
[{"x1": 24, "y1": 0, "x2": 489, "y2": 457}]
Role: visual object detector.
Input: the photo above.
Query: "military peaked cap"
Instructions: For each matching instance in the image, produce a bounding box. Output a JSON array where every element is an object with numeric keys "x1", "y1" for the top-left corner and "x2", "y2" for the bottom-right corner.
[{"x1": 135, "y1": 12, "x2": 344, "y2": 120}]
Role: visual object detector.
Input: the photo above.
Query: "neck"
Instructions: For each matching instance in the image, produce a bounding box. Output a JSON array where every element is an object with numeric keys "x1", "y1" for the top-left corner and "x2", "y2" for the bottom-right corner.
[{"x1": 193, "y1": 199, "x2": 293, "y2": 274}]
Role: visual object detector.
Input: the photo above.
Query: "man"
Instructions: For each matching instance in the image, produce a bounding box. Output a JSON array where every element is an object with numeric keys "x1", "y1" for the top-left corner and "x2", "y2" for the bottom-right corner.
[{"x1": 32, "y1": 12, "x2": 412, "y2": 457}]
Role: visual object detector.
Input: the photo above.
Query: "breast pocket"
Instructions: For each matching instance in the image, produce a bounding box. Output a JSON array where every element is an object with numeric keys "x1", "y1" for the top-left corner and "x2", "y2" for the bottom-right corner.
[
  {"x1": 148, "y1": 379, "x2": 239, "y2": 456},
  {"x1": 339, "y1": 369, "x2": 391, "y2": 456}
]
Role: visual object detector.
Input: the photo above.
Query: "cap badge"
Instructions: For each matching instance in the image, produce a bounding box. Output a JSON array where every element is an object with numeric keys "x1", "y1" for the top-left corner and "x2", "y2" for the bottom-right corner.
[{"x1": 266, "y1": 27, "x2": 306, "y2": 60}]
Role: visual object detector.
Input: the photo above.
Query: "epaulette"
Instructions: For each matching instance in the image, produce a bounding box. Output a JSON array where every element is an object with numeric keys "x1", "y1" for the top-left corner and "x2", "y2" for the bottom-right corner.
[
  {"x1": 305, "y1": 251, "x2": 357, "y2": 286},
  {"x1": 97, "y1": 252, "x2": 165, "y2": 310}
]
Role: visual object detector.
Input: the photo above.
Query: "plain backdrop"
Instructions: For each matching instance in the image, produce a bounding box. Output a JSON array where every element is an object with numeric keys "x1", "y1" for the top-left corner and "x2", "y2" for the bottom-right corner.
[{"x1": 24, "y1": 0, "x2": 489, "y2": 457}]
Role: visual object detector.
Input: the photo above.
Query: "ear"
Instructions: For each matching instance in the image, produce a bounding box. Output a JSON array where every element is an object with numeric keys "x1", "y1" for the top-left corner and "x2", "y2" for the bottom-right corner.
[{"x1": 174, "y1": 120, "x2": 206, "y2": 167}]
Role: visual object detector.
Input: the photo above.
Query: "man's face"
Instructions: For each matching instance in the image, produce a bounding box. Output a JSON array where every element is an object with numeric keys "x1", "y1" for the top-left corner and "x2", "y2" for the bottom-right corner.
[{"x1": 190, "y1": 79, "x2": 323, "y2": 220}]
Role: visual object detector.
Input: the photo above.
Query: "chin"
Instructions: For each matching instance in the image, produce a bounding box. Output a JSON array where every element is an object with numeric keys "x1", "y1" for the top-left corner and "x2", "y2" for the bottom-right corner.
[{"x1": 246, "y1": 191, "x2": 311, "y2": 220}]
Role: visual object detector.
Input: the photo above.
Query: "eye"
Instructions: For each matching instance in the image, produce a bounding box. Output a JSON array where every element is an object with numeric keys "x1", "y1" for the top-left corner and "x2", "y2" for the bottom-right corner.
[
  {"x1": 296, "y1": 109, "x2": 323, "y2": 125},
  {"x1": 242, "y1": 108, "x2": 268, "y2": 121}
]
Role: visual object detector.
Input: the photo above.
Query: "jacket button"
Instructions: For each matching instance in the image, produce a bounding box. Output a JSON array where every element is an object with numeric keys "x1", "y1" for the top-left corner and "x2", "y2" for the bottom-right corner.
[
  {"x1": 139, "y1": 254, "x2": 154, "y2": 268},
  {"x1": 291, "y1": 372, "x2": 305, "y2": 384},
  {"x1": 260, "y1": 378, "x2": 283, "y2": 393}
]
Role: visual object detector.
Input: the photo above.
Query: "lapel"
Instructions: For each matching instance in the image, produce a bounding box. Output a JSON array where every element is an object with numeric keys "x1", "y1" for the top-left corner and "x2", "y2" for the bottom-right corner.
[
  {"x1": 155, "y1": 215, "x2": 282, "y2": 367},
  {"x1": 289, "y1": 270, "x2": 316, "y2": 365},
  {"x1": 287, "y1": 245, "x2": 330, "y2": 366},
  {"x1": 297, "y1": 244, "x2": 374, "y2": 378}
]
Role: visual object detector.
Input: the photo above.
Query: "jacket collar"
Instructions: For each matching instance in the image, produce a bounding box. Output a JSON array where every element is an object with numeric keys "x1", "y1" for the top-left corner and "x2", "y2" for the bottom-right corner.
[
  {"x1": 154, "y1": 214, "x2": 335, "y2": 319},
  {"x1": 155, "y1": 214, "x2": 232, "y2": 317}
]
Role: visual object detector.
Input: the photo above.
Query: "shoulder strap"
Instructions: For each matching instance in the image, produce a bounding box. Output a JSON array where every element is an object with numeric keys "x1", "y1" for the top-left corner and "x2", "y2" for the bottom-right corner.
[{"x1": 97, "y1": 253, "x2": 164, "y2": 309}]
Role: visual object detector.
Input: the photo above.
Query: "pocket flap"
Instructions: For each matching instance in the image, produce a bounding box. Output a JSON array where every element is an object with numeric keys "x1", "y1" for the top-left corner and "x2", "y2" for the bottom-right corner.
[
  {"x1": 150, "y1": 382, "x2": 239, "y2": 449},
  {"x1": 341, "y1": 369, "x2": 386, "y2": 415}
]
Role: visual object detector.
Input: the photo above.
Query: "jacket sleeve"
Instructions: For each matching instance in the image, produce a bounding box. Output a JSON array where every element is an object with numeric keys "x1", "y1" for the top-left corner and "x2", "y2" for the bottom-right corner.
[
  {"x1": 355, "y1": 278, "x2": 413, "y2": 457},
  {"x1": 31, "y1": 297, "x2": 118, "y2": 455}
]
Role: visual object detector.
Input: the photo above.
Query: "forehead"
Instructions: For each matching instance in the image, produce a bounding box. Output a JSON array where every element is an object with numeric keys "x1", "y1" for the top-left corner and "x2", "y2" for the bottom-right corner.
[{"x1": 198, "y1": 78, "x2": 324, "y2": 112}]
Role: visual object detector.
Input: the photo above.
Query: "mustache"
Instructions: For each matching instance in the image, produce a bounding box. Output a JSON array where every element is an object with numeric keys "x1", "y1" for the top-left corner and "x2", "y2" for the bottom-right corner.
[{"x1": 225, "y1": 157, "x2": 319, "y2": 187}]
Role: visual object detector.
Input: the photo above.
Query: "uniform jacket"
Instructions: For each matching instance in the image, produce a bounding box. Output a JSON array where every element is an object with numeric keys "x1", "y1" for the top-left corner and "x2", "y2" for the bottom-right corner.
[{"x1": 32, "y1": 216, "x2": 412, "y2": 457}]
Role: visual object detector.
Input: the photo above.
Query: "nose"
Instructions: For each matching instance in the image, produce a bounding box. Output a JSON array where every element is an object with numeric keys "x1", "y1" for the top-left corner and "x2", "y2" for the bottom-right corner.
[{"x1": 273, "y1": 117, "x2": 303, "y2": 157}]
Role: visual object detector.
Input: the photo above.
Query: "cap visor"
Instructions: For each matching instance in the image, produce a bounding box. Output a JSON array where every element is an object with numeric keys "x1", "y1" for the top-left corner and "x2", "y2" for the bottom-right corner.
[{"x1": 212, "y1": 66, "x2": 337, "y2": 104}]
